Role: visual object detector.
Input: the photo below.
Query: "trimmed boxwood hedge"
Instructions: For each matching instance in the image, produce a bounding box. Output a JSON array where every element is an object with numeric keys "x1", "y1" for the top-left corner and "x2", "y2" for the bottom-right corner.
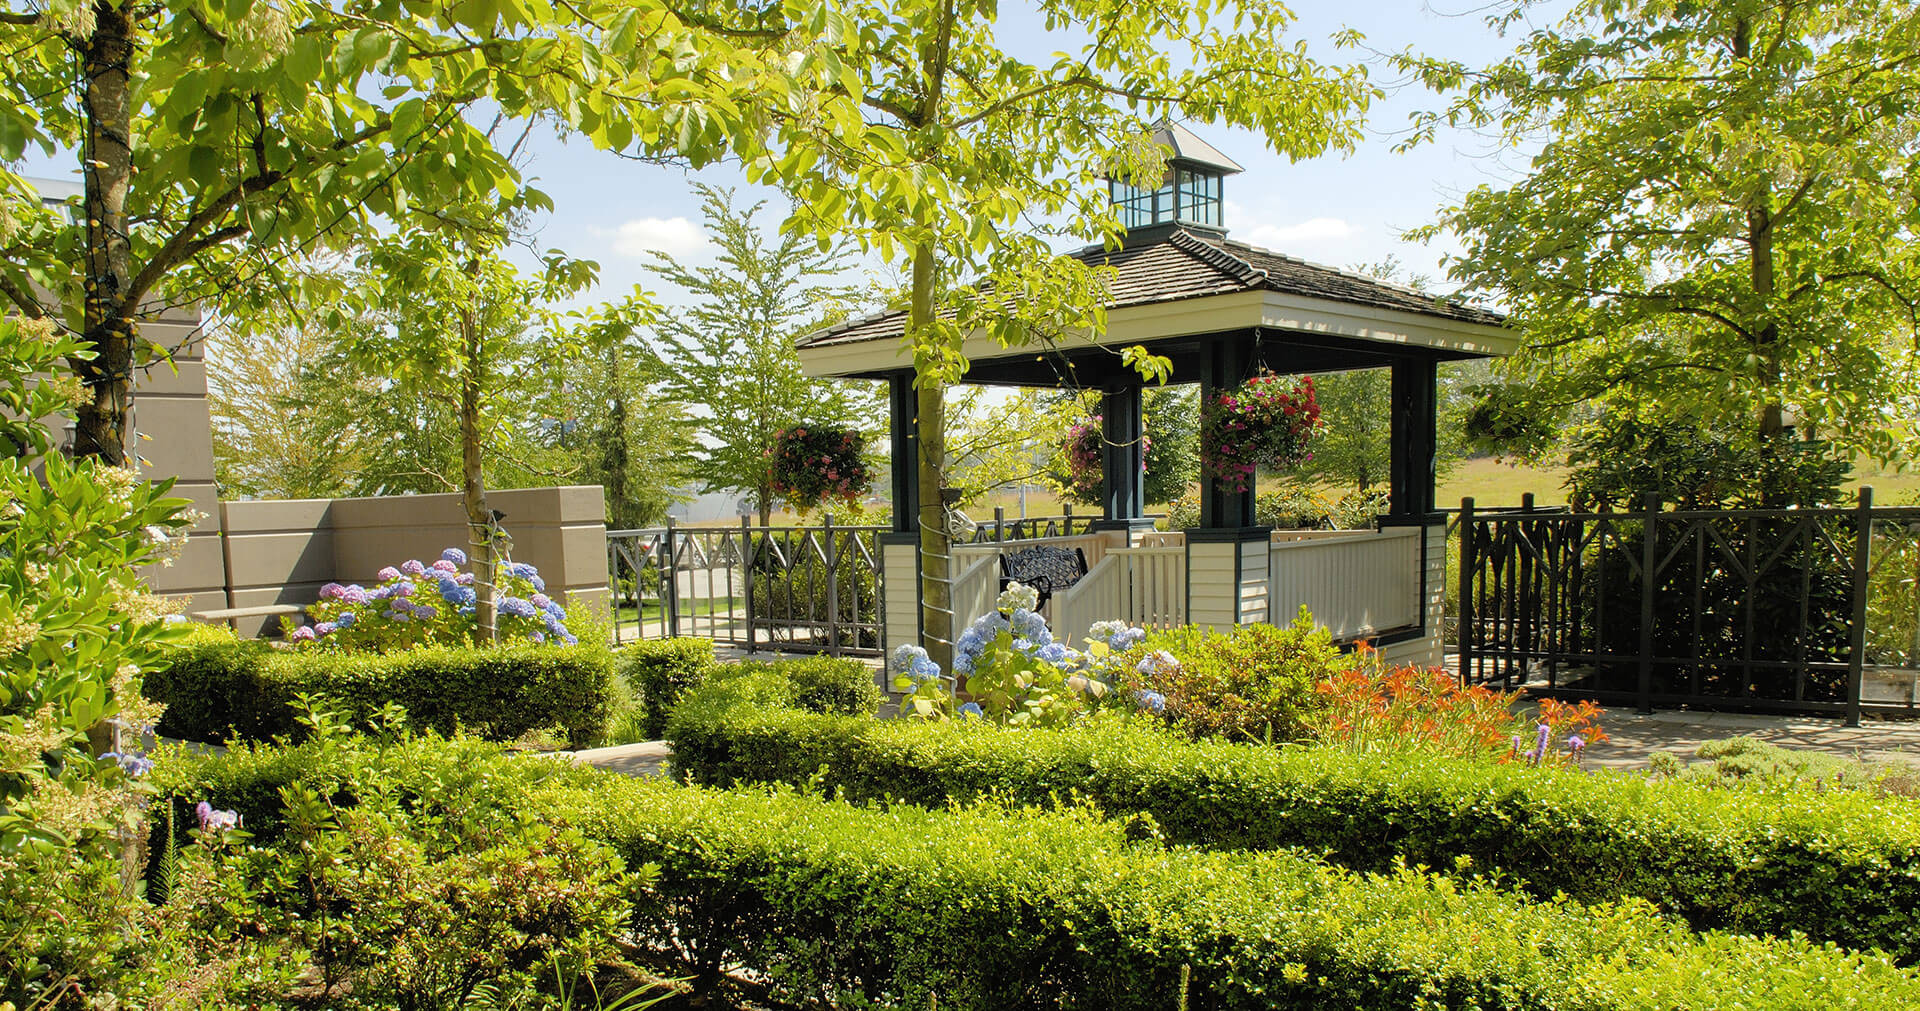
[
  {"x1": 161, "y1": 735, "x2": 1920, "y2": 1010},
  {"x1": 615, "y1": 637, "x2": 717, "y2": 739},
  {"x1": 668, "y1": 694, "x2": 1920, "y2": 962},
  {"x1": 144, "y1": 628, "x2": 615, "y2": 747}
]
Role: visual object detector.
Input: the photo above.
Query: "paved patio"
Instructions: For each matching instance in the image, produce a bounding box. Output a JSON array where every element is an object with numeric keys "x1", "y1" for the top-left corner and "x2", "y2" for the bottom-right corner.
[{"x1": 569, "y1": 706, "x2": 1920, "y2": 779}]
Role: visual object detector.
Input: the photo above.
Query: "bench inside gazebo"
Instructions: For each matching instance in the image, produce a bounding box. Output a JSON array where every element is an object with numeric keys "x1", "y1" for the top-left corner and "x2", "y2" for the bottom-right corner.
[{"x1": 796, "y1": 124, "x2": 1514, "y2": 668}]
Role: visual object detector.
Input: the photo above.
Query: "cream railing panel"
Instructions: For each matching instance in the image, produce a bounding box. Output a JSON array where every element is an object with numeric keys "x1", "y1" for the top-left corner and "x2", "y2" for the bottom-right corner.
[{"x1": 1268, "y1": 528, "x2": 1420, "y2": 640}]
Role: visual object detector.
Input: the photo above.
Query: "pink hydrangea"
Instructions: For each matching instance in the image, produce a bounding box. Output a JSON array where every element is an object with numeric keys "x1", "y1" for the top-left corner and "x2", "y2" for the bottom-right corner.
[
  {"x1": 400, "y1": 559, "x2": 427, "y2": 577},
  {"x1": 431, "y1": 559, "x2": 459, "y2": 574},
  {"x1": 377, "y1": 565, "x2": 402, "y2": 582},
  {"x1": 319, "y1": 582, "x2": 345, "y2": 600},
  {"x1": 291, "y1": 626, "x2": 316, "y2": 642}
]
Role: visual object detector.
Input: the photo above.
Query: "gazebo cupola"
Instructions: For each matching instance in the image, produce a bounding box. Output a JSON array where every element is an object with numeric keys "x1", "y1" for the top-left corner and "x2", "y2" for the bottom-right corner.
[{"x1": 1107, "y1": 122, "x2": 1243, "y2": 234}]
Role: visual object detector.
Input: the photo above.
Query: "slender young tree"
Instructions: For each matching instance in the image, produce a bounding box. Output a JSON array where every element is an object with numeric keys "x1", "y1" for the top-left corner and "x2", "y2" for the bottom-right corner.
[
  {"x1": 649, "y1": 184, "x2": 881, "y2": 525},
  {"x1": 339, "y1": 231, "x2": 605, "y2": 640},
  {"x1": 1405, "y1": 0, "x2": 1920, "y2": 470}
]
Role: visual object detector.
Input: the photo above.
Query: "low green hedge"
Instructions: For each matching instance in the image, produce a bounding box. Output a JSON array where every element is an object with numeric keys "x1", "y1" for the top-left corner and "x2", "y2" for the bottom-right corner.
[
  {"x1": 163, "y1": 736, "x2": 1920, "y2": 1010},
  {"x1": 668, "y1": 696, "x2": 1920, "y2": 962},
  {"x1": 144, "y1": 628, "x2": 616, "y2": 748},
  {"x1": 616, "y1": 637, "x2": 717, "y2": 739},
  {"x1": 616, "y1": 639, "x2": 879, "y2": 738}
]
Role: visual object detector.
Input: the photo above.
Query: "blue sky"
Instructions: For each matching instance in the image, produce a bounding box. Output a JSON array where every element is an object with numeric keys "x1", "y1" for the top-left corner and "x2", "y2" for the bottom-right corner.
[{"x1": 513, "y1": 0, "x2": 1565, "y2": 306}]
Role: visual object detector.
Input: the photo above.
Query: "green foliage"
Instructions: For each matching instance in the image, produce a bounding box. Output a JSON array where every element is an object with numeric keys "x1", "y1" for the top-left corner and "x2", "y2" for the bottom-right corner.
[
  {"x1": 648, "y1": 184, "x2": 881, "y2": 522},
  {"x1": 151, "y1": 724, "x2": 643, "y2": 1009},
  {"x1": 0, "y1": 317, "x2": 192, "y2": 1006},
  {"x1": 616, "y1": 638, "x2": 719, "y2": 741},
  {"x1": 560, "y1": 773, "x2": 1920, "y2": 1009},
  {"x1": 1407, "y1": 0, "x2": 1920, "y2": 470},
  {"x1": 711, "y1": 656, "x2": 883, "y2": 718},
  {"x1": 1650, "y1": 736, "x2": 1919, "y2": 795},
  {"x1": 668, "y1": 703, "x2": 1920, "y2": 962},
  {"x1": 1565, "y1": 416, "x2": 1851, "y2": 510},
  {"x1": 143, "y1": 630, "x2": 616, "y2": 748},
  {"x1": 1129, "y1": 614, "x2": 1344, "y2": 744}
]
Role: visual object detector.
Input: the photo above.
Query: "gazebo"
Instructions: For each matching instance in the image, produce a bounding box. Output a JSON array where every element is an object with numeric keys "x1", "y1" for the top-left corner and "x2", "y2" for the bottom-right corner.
[{"x1": 796, "y1": 124, "x2": 1514, "y2": 667}]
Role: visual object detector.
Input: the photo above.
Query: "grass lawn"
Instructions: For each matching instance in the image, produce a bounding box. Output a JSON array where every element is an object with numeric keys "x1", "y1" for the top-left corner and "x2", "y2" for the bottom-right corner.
[
  {"x1": 1435, "y1": 455, "x2": 1920, "y2": 509},
  {"x1": 614, "y1": 597, "x2": 742, "y2": 625}
]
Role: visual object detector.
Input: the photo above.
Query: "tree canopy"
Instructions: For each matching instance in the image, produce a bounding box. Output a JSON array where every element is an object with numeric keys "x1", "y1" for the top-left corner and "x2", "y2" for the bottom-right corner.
[{"x1": 1408, "y1": 0, "x2": 1920, "y2": 470}]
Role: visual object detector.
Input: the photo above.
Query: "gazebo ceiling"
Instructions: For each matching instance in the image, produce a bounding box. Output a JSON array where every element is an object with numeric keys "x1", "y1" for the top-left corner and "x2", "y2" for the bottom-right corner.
[{"x1": 796, "y1": 227, "x2": 1514, "y2": 386}]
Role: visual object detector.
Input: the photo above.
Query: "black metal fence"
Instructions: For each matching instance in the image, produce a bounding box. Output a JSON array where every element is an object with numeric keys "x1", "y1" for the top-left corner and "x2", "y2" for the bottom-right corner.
[
  {"x1": 607, "y1": 518, "x2": 886, "y2": 655},
  {"x1": 1457, "y1": 489, "x2": 1920, "y2": 724}
]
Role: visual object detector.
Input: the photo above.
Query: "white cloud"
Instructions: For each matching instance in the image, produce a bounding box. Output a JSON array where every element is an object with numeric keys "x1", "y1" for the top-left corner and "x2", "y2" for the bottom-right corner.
[
  {"x1": 1240, "y1": 216, "x2": 1356, "y2": 248},
  {"x1": 601, "y1": 216, "x2": 706, "y2": 258}
]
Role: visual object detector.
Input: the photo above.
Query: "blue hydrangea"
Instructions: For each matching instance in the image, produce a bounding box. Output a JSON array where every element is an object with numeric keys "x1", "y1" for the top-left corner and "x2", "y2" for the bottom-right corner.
[
  {"x1": 499, "y1": 597, "x2": 537, "y2": 618},
  {"x1": 507, "y1": 561, "x2": 539, "y2": 580},
  {"x1": 1036, "y1": 642, "x2": 1072, "y2": 666},
  {"x1": 442, "y1": 585, "x2": 478, "y2": 607},
  {"x1": 529, "y1": 575, "x2": 546, "y2": 592},
  {"x1": 955, "y1": 628, "x2": 984, "y2": 656},
  {"x1": 543, "y1": 600, "x2": 566, "y2": 618},
  {"x1": 560, "y1": 632, "x2": 578, "y2": 645},
  {"x1": 958, "y1": 702, "x2": 984, "y2": 719},
  {"x1": 1137, "y1": 649, "x2": 1179, "y2": 677},
  {"x1": 441, "y1": 547, "x2": 468, "y2": 565},
  {"x1": 1133, "y1": 689, "x2": 1167, "y2": 714},
  {"x1": 1110, "y1": 626, "x2": 1147, "y2": 651},
  {"x1": 890, "y1": 644, "x2": 942, "y2": 684},
  {"x1": 336, "y1": 611, "x2": 357, "y2": 629}
]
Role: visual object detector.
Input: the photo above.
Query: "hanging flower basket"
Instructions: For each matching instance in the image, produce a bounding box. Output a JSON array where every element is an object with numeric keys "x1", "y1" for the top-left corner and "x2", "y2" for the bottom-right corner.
[
  {"x1": 768, "y1": 425, "x2": 872, "y2": 513},
  {"x1": 1059, "y1": 416, "x2": 1150, "y2": 505},
  {"x1": 1199, "y1": 371, "x2": 1321, "y2": 493}
]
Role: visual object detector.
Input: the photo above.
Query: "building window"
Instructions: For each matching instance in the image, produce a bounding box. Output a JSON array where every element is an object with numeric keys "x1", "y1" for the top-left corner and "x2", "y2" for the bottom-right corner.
[{"x1": 1111, "y1": 167, "x2": 1222, "y2": 229}]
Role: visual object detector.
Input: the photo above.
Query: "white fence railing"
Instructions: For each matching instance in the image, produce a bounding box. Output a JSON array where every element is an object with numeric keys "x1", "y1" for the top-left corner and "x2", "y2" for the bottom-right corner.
[
  {"x1": 1268, "y1": 527, "x2": 1419, "y2": 640},
  {"x1": 1052, "y1": 545, "x2": 1188, "y2": 643}
]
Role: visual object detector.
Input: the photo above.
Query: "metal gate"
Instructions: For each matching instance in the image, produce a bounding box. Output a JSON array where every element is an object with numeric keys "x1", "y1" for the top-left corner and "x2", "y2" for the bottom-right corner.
[
  {"x1": 1457, "y1": 490, "x2": 1920, "y2": 724},
  {"x1": 607, "y1": 518, "x2": 885, "y2": 655}
]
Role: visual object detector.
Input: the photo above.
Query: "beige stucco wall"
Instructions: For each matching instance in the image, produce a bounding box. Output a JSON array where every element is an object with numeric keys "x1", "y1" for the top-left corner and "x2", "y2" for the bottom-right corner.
[
  {"x1": 130, "y1": 305, "x2": 229, "y2": 616},
  {"x1": 221, "y1": 486, "x2": 610, "y2": 637}
]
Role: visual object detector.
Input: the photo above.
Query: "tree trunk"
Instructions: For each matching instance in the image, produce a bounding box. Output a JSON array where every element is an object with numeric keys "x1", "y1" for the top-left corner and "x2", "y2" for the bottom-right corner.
[
  {"x1": 71, "y1": 1, "x2": 138, "y2": 464},
  {"x1": 1734, "y1": 17, "x2": 1786, "y2": 445},
  {"x1": 909, "y1": 242, "x2": 953, "y2": 671},
  {"x1": 459, "y1": 294, "x2": 498, "y2": 642}
]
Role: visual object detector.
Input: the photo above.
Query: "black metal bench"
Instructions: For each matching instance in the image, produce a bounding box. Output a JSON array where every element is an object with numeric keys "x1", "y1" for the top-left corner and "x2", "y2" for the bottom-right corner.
[{"x1": 998, "y1": 545, "x2": 1088, "y2": 609}]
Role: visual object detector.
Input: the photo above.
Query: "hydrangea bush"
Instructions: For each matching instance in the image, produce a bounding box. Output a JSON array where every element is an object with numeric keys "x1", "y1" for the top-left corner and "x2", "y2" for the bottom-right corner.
[
  {"x1": 889, "y1": 583, "x2": 1162, "y2": 726},
  {"x1": 296, "y1": 548, "x2": 574, "y2": 650}
]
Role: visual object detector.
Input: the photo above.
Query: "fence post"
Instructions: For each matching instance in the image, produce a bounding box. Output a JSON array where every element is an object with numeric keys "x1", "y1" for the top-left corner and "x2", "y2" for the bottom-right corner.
[
  {"x1": 825, "y1": 513, "x2": 842, "y2": 657},
  {"x1": 1847, "y1": 486, "x2": 1873, "y2": 727},
  {"x1": 995, "y1": 506, "x2": 1006, "y2": 544},
  {"x1": 662, "y1": 517, "x2": 679, "y2": 639},
  {"x1": 1638, "y1": 492, "x2": 1659, "y2": 715},
  {"x1": 741, "y1": 514, "x2": 755, "y2": 654},
  {"x1": 1456, "y1": 497, "x2": 1475, "y2": 687}
]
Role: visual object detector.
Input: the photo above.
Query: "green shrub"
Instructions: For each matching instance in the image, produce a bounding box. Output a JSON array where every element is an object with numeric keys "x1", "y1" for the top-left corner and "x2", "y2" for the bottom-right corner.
[
  {"x1": 144, "y1": 629, "x2": 616, "y2": 748},
  {"x1": 160, "y1": 736, "x2": 1920, "y2": 1009},
  {"x1": 1132, "y1": 612, "x2": 1342, "y2": 743},
  {"x1": 615, "y1": 637, "x2": 717, "y2": 739},
  {"x1": 713, "y1": 655, "x2": 881, "y2": 716},
  {"x1": 669, "y1": 703, "x2": 1920, "y2": 962},
  {"x1": 569, "y1": 775, "x2": 1920, "y2": 1010},
  {"x1": 150, "y1": 728, "x2": 643, "y2": 1009}
]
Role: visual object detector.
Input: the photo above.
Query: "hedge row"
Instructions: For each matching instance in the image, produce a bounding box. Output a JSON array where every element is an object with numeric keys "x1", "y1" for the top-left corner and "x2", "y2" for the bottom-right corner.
[
  {"x1": 162, "y1": 736, "x2": 1920, "y2": 1010},
  {"x1": 667, "y1": 694, "x2": 1920, "y2": 962},
  {"x1": 144, "y1": 628, "x2": 615, "y2": 747},
  {"x1": 616, "y1": 638, "x2": 880, "y2": 739}
]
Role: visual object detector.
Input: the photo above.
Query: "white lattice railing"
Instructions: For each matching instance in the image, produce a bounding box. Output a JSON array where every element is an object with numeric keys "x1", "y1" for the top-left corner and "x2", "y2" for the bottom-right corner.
[{"x1": 1268, "y1": 528, "x2": 1419, "y2": 639}]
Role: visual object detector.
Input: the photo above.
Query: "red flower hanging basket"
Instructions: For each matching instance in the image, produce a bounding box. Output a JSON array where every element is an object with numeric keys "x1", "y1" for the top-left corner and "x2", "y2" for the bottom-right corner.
[
  {"x1": 768, "y1": 425, "x2": 872, "y2": 512},
  {"x1": 1199, "y1": 371, "x2": 1321, "y2": 493}
]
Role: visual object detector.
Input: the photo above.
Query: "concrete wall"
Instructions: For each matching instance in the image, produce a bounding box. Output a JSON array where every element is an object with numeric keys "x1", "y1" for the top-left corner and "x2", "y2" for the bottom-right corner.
[
  {"x1": 221, "y1": 486, "x2": 610, "y2": 637},
  {"x1": 131, "y1": 305, "x2": 229, "y2": 616}
]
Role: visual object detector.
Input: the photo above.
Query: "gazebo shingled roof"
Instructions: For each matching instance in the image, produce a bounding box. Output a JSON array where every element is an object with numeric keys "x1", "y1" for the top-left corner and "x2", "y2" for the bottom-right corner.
[{"x1": 797, "y1": 227, "x2": 1507, "y2": 373}]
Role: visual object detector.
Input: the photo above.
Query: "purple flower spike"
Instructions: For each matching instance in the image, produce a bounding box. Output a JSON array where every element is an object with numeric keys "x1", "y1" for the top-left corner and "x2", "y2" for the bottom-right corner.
[{"x1": 1567, "y1": 734, "x2": 1586, "y2": 751}]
